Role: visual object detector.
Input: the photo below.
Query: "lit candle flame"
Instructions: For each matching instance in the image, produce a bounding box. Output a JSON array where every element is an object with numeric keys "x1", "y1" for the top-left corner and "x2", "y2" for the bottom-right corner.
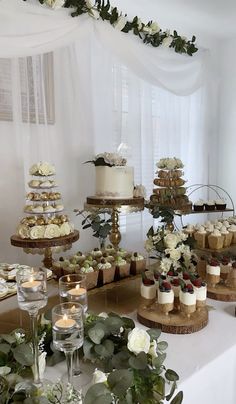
[
  {"x1": 75, "y1": 284, "x2": 80, "y2": 290},
  {"x1": 71, "y1": 305, "x2": 76, "y2": 313},
  {"x1": 29, "y1": 276, "x2": 34, "y2": 283},
  {"x1": 62, "y1": 314, "x2": 68, "y2": 321}
]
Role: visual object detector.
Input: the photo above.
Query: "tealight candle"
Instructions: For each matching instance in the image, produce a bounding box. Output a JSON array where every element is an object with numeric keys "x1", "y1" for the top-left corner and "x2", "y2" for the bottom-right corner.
[
  {"x1": 55, "y1": 314, "x2": 76, "y2": 330},
  {"x1": 68, "y1": 284, "x2": 86, "y2": 297},
  {"x1": 21, "y1": 279, "x2": 41, "y2": 292}
]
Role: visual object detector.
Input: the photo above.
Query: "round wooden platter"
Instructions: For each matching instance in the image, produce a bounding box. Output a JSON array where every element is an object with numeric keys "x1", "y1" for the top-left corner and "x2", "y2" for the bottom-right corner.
[
  {"x1": 86, "y1": 196, "x2": 144, "y2": 208},
  {"x1": 137, "y1": 299, "x2": 208, "y2": 334},
  {"x1": 10, "y1": 230, "x2": 80, "y2": 249},
  {"x1": 207, "y1": 283, "x2": 236, "y2": 302}
]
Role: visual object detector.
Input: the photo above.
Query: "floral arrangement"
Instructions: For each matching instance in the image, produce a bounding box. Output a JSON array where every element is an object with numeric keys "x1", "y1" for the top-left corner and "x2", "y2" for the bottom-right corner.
[
  {"x1": 86, "y1": 152, "x2": 127, "y2": 167},
  {"x1": 157, "y1": 157, "x2": 184, "y2": 170},
  {"x1": 29, "y1": 162, "x2": 56, "y2": 176},
  {"x1": 145, "y1": 226, "x2": 197, "y2": 275},
  {"x1": 74, "y1": 208, "x2": 112, "y2": 247},
  {"x1": 83, "y1": 312, "x2": 183, "y2": 403},
  {"x1": 23, "y1": 0, "x2": 198, "y2": 56}
]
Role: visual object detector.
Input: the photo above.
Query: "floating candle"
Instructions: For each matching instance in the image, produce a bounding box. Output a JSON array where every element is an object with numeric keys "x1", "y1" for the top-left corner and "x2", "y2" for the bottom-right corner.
[
  {"x1": 55, "y1": 314, "x2": 76, "y2": 329},
  {"x1": 21, "y1": 279, "x2": 41, "y2": 292},
  {"x1": 68, "y1": 284, "x2": 86, "y2": 297}
]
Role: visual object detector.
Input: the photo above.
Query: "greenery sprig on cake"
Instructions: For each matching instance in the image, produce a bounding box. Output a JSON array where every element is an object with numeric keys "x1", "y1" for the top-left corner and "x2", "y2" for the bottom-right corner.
[{"x1": 23, "y1": 0, "x2": 198, "y2": 56}]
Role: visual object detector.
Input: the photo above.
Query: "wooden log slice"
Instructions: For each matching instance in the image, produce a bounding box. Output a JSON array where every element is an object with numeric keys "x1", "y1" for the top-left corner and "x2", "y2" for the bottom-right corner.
[
  {"x1": 137, "y1": 301, "x2": 208, "y2": 334},
  {"x1": 10, "y1": 230, "x2": 80, "y2": 249},
  {"x1": 207, "y1": 284, "x2": 236, "y2": 302},
  {"x1": 86, "y1": 196, "x2": 144, "y2": 208}
]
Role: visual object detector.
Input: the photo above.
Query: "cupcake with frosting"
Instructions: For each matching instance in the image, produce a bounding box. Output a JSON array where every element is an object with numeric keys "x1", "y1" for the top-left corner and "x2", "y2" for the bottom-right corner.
[
  {"x1": 194, "y1": 226, "x2": 207, "y2": 248},
  {"x1": 192, "y1": 278, "x2": 207, "y2": 310},
  {"x1": 179, "y1": 284, "x2": 196, "y2": 317},
  {"x1": 79, "y1": 263, "x2": 98, "y2": 290},
  {"x1": 105, "y1": 244, "x2": 115, "y2": 255},
  {"x1": 91, "y1": 248, "x2": 103, "y2": 259},
  {"x1": 229, "y1": 224, "x2": 236, "y2": 244},
  {"x1": 130, "y1": 252, "x2": 146, "y2": 275},
  {"x1": 75, "y1": 251, "x2": 86, "y2": 264},
  {"x1": 193, "y1": 200, "x2": 205, "y2": 212},
  {"x1": 117, "y1": 247, "x2": 128, "y2": 258},
  {"x1": 158, "y1": 281, "x2": 174, "y2": 316},
  {"x1": 226, "y1": 262, "x2": 236, "y2": 288},
  {"x1": 208, "y1": 229, "x2": 224, "y2": 250},
  {"x1": 115, "y1": 256, "x2": 130, "y2": 279},
  {"x1": 215, "y1": 199, "x2": 226, "y2": 210},
  {"x1": 97, "y1": 259, "x2": 115, "y2": 285},
  {"x1": 205, "y1": 200, "x2": 215, "y2": 211},
  {"x1": 183, "y1": 224, "x2": 195, "y2": 237},
  {"x1": 206, "y1": 258, "x2": 220, "y2": 287},
  {"x1": 101, "y1": 252, "x2": 115, "y2": 264},
  {"x1": 220, "y1": 226, "x2": 233, "y2": 247}
]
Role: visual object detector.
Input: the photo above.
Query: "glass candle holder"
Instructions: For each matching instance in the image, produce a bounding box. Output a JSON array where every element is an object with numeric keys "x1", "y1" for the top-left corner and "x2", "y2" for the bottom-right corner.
[
  {"x1": 59, "y1": 274, "x2": 88, "y2": 313},
  {"x1": 52, "y1": 302, "x2": 84, "y2": 386},
  {"x1": 16, "y1": 267, "x2": 48, "y2": 386}
]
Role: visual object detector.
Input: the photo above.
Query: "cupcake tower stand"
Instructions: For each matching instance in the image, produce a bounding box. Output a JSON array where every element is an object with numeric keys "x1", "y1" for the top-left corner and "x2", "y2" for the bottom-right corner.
[
  {"x1": 85, "y1": 196, "x2": 144, "y2": 250},
  {"x1": 10, "y1": 169, "x2": 79, "y2": 269}
]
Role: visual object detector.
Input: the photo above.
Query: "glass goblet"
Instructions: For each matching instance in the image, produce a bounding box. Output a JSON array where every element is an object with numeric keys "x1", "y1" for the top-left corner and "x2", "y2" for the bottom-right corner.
[
  {"x1": 52, "y1": 302, "x2": 84, "y2": 386},
  {"x1": 59, "y1": 274, "x2": 88, "y2": 380},
  {"x1": 16, "y1": 267, "x2": 48, "y2": 387}
]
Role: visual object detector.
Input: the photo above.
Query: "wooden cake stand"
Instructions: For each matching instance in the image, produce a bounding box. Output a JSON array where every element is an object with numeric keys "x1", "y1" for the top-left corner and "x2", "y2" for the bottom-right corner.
[
  {"x1": 85, "y1": 197, "x2": 144, "y2": 250},
  {"x1": 10, "y1": 230, "x2": 80, "y2": 269},
  {"x1": 137, "y1": 300, "x2": 208, "y2": 334}
]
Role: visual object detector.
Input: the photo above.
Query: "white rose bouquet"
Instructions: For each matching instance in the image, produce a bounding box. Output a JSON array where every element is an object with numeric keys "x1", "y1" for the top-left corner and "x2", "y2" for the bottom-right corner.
[
  {"x1": 146, "y1": 226, "x2": 197, "y2": 275},
  {"x1": 157, "y1": 157, "x2": 184, "y2": 170},
  {"x1": 85, "y1": 152, "x2": 127, "y2": 167},
  {"x1": 84, "y1": 312, "x2": 183, "y2": 403}
]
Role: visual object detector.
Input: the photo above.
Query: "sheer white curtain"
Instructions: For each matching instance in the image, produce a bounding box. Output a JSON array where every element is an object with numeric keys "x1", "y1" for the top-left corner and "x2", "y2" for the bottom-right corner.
[{"x1": 0, "y1": 3, "x2": 210, "y2": 263}]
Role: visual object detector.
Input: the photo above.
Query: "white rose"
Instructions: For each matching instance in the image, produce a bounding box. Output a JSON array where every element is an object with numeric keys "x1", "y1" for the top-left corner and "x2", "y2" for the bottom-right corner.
[
  {"x1": 86, "y1": 0, "x2": 94, "y2": 8},
  {"x1": 29, "y1": 226, "x2": 45, "y2": 240},
  {"x1": 142, "y1": 25, "x2": 152, "y2": 35},
  {"x1": 164, "y1": 233, "x2": 179, "y2": 249},
  {"x1": 166, "y1": 160, "x2": 176, "y2": 170},
  {"x1": 148, "y1": 340, "x2": 158, "y2": 358},
  {"x1": 98, "y1": 312, "x2": 108, "y2": 318},
  {"x1": 133, "y1": 184, "x2": 146, "y2": 198},
  {"x1": 44, "y1": 224, "x2": 60, "y2": 239},
  {"x1": 0, "y1": 366, "x2": 11, "y2": 376},
  {"x1": 32, "y1": 352, "x2": 46, "y2": 380},
  {"x1": 45, "y1": 0, "x2": 65, "y2": 9},
  {"x1": 17, "y1": 224, "x2": 30, "y2": 239},
  {"x1": 60, "y1": 222, "x2": 71, "y2": 236},
  {"x1": 166, "y1": 248, "x2": 181, "y2": 261},
  {"x1": 137, "y1": 18, "x2": 143, "y2": 30},
  {"x1": 127, "y1": 328, "x2": 150, "y2": 355},
  {"x1": 38, "y1": 162, "x2": 55, "y2": 176},
  {"x1": 88, "y1": 8, "x2": 100, "y2": 19},
  {"x1": 150, "y1": 22, "x2": 160, "y2": 34},
  {"x1": 114, "y1": 16, "x2": 127, "y2": 31},
  {"x1": 92, "y1": 369, "x2": 107, "y2": 384},
  {"x1": 29, "y1": 163, "x2": 39, "y2": 175},
  {"x1": 162, "y1": 36, "x2": 173, "y2": 47}
]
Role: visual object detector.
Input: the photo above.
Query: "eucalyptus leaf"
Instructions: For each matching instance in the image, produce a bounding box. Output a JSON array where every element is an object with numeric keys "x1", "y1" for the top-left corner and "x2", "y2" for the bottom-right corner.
[
  {"x1": 13, "y1": 344, "x2": 34, "y2": 366},
  {"x1": 153, "y1": 375, "x2": 165, "y2": 399},
  {"x1": 152, "y1": 353, "x2": 167, "y2": 368},
  {"x1": 84, "y1": 383, "x2": 113, "y2": 404},
  {"x1": 0, "y1": 343, "x2": 11, "y2": 355},
  {"x1": 129, "y1": 352, "x2": 147, "y2": 370},
  {"x1": 94, "y1": 339, "x2": 114, "y2": 358},
  {"x1": 104, "y1": 316, "x2": 123, "y2": 334},
  {"x1": 157, "y1": 341, "x2": 168, "y2": 351},
  {"x1": 111, "y1": 351, "x2": 131, "y2": 369},
  {"x1": 166, "y1": 381, "x2": 177, "y2": 401},
  {"x1": 108, "y1": 369, "x2": 133, "y2": 398},
  {"x1": 165, "y1": 369, "x2": 179, "y2": 382},
  {"x1": 88, "y1": 324, "x2": 106, "y2": 344},
  {"x1": 170, "y1": 391, "x2": 183, "y2": 404},
  {"x1": 121, "y1": 317, "x2": 135, "y2": 330},
  {"x1": 0, "y1": 334, "x2": 16, "y2": 345},
  {"x1": 147, "y1": 328, "x2": 161, "y2": 341}
]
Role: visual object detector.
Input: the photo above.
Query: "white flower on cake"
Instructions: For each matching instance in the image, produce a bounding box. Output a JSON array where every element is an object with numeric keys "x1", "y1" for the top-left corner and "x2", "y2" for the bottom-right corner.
[
  {"x1": 127, "y1": 328, "x2": 150, "y2": 355},
  {"x1": 29, "y1": 225, "x2": 45, "y2": 240},
  {"x1": 44, "y1": 224, "x2": 60, "y2": 239},
  {"x1": 133, "y1": 184, "x2": 146, "y2": 198},
  {"x1": 45, "y1": 0, "x2": 65, "y2": 9},
  {"x1": 114, "y1": 16, "x2": 127, "y2": 31},
  {"x1": 60, "y1": 222, "x2": 71, "y2": 236},
  {"x1": 94, "y1": 152, "x2": 126, "y2": 167}
]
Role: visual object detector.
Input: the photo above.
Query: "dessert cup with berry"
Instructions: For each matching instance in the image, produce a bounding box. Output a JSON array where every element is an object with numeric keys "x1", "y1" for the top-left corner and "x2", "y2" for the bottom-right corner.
[
  {"x1": 192, "y1": 278, "x2": 207, "y2": 310},
  {"x1": 158, "y1": 281, "x2": 174, "y2": 316},
  {"x1": 179, "y1": 284, "x2": 196, "y2": 318},
  {"x1": 140, "y1": 272, "x2": 156, "y2": 300},
  {"x1": 206, "y1": 258, "x2": 221, "y2": 288}
]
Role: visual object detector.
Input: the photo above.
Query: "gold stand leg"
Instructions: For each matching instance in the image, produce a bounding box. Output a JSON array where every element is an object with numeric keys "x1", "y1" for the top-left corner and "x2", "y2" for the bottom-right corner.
[
  {"x1": 109, "y1": 209, "x2": 121, "y2": 250},
  {"x1": 43, "y1": 247, "x2": 53, "y2": 269}
]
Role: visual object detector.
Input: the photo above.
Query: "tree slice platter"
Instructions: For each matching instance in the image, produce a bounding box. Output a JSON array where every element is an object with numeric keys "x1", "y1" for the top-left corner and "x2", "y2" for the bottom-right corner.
[
  {"x1": 10, "y1": 230, "x2": 79, "y2": 249},
  {"x1": 86, "y1": 196, "x2": 144, "y2": 208},
  {"x1": 137, "y1": 300, "x2": 208, "y2": 334},
  {"x1": 207, "y1": 283, "x2": 236, "y2": 302}
]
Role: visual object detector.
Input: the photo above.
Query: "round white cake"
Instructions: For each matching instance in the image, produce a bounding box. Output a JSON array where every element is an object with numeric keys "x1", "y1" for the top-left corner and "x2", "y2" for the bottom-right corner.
[{"x1": 95, "y1": 166, "x2": 134, "y2": 199}]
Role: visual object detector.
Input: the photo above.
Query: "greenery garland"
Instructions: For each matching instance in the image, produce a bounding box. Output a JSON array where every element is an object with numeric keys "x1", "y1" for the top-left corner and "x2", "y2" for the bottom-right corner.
[{"x1": 23, "y1": 0, "x2": 198, "y2": 56}]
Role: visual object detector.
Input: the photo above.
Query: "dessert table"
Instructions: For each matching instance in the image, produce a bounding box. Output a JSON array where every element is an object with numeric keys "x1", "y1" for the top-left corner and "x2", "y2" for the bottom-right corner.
[{"x1": 0, "y1": 277, "x2": 236, "y2": 404}]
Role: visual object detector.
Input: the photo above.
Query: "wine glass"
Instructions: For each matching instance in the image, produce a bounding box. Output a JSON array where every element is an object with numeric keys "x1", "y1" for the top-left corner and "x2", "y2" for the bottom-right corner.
[
  {"x1": 59, "y1": 274, "x2": 89, "y2": 383},
  {"x1": 52, "y1": 302, "x2": 84, "y2": 386},
  {"x1": 16, "y1": 267, "x2": 47, "y2": 387}
]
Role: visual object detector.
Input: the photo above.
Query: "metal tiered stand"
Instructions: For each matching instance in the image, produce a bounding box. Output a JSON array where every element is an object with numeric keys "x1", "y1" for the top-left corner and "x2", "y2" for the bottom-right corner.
[{"x1": 85, "y1": 196, "x2": 145, "y2": 250}]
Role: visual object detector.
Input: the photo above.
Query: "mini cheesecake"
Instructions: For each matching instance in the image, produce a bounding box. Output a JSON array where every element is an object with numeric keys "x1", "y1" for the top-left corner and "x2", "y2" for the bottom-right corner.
[
  {"x1": 171, "y1": 278, "x2": 181, "y2": 310},
  {"x1": 206, "y1": 259, "x2": 220, "y2": 287},
  {"x1": 220, "y1": 257, "x2": 232, "y2": 282},
  {"x1": 141, "y1": 278, "x2": 156, "y2": 300},
  {"x1": 192, "y1": 278, "x2": 207, "y2": 310},
  {"x1": 179, "y1": 284, "x2": 196, "y2": 317},
  {"x1": 158, "y1": 282, "x2": 174, "y2": 315}
]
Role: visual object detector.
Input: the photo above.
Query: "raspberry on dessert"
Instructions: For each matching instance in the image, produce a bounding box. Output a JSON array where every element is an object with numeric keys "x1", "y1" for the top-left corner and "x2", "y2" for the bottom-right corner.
[
  {"x1": 171, "y1": 278, "x2": 180, "y2": 286},
  {"x1": 167, "y1": 270, "x2": 174, "y2": 277},
  {"x1": 183, "y1": 272, "x2": 190, "y2": 280},
  {"x1": 162, "y1": 281, "x2": 172, "y2": 290},
  {"x1": 186, "y1": 284, "x2": 194, "y2": 291},
  {"x1": 143, "y1": 279, "x2": 155, "y2": 286},
  {"x1": 192, "y1": 278, "x2": 202, "y2": 287},
  {"x1": 209, "y1": 258, "x2": 219, "y2": 266}
]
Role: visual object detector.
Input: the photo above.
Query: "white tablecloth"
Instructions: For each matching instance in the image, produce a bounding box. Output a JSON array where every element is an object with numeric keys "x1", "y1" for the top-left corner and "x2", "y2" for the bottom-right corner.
[{"x1": 45, "y1": 299, "x2": 236, "y2": 404}]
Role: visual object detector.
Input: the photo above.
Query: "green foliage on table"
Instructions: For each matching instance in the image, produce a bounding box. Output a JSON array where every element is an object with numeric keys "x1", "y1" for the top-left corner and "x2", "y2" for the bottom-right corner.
[
  {"x1": 23, "y1": 0, "x2": 198, "y2": 56},
  {"x1": 83, "y1": 312, "x2": 183, "y2": 404}
]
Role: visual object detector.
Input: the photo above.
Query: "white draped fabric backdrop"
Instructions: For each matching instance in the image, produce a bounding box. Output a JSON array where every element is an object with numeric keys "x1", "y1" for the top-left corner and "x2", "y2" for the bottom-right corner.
[{"x1": 0, "y1": 0, "x2": 211, "y2": 264}]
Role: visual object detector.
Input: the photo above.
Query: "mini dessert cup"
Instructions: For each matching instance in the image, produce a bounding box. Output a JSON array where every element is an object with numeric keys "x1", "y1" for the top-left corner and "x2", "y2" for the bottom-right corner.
[
  {"x1": 220, "y1": 258, "x2": 232, "y2": 282},
  {"x1": 206, "y1": 260, "x2": 220, "y2": 287},
  {"x1": 140, "y1": 279, "x2": 156, "y2": 300},
  {"x1": 130, "y1": 252, "x2": 146, "y2": 275},
  {"x1": 194, "y1": 227, "x2": 206, "y2": 248},
  {"x1": 179, "y1": 286, "x2": 196, "y2": 318},
  {"x1": 158, "y1": 282, "x2": 174, "y2": 316},
  {"x1": 221, "y1": 228, "x2": 233, "y2": 247},
  {"x1": 171, "y1": 278, "x2": 181, "y2": 310},
  {"x1": 97, "y1": 259, "x2": 115, "y2": 285},
  {"x1": 208, "y1": 231, "x2": 224, "y2": 250},
  {"x1": 205, "y1": 200, "x2": 215, "y2": 211},
  {"x1": 229, "y1": 225, "x2": 236, "y2": 244},
  {"x1": 115, "y1": 263, "x2": 130, "y2": 280},
  {"x1": 226, "y1": 264, "x2": 236, "y2": 288},
  {"x1": 192, "y1": 279, "x2": 207, "y2": 311},
  {"x1": 215, "y1": 199, "x2": 226, "y2": 210},
  {"x1": 79, "y1": 269, "x2": 98, "y2": 290}
]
